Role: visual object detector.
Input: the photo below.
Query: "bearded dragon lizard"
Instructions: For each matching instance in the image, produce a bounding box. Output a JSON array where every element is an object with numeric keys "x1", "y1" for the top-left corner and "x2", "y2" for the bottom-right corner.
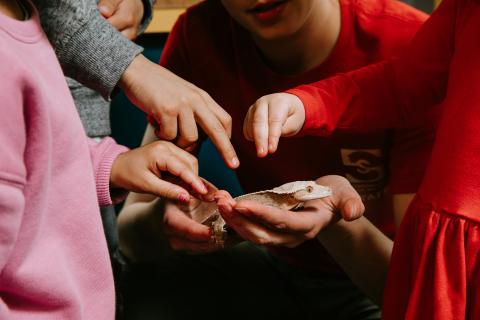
[{"x1": 191, "y1": 181, "x2": 332, "y2": 247}]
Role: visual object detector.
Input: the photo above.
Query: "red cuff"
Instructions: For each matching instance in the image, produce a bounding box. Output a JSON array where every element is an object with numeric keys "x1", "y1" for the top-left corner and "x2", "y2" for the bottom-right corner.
[{"x1": 286, "y1": 87, "x2": 328, "y2": 137}]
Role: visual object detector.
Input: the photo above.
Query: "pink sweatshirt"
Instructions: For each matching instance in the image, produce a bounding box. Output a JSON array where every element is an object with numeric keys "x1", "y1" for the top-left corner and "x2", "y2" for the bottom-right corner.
[{"x1": 0, "y1": 5, "x2": 128, "y2": 319}]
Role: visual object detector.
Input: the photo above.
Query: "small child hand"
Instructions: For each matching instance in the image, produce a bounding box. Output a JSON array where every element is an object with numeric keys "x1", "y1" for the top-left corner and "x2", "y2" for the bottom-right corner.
[
  {"x1": 98, "y1": 0, "x2": 145, "y2": 40},
  {"x1": 110, "y1": 140, "x2": 207, "y2": 202},
  {"x1": 243, "y1": 93, "x2": 305, "y2": 158}
]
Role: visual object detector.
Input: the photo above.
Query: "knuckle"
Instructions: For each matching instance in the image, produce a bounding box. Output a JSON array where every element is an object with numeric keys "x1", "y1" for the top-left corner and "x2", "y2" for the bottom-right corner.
[
  {"x1": 188, "y1": 156, "x2": 199, "y2": 170},
  {"x1": 197, "y1": 89, "x2": 210, "y2": 100},
  {"x1": 182, "y1": 133, "x2": 198, "y2": 144},
  {"x1": 222, "y1": 114, "x2": 233, "y2": 127},
  {"x1": 163, "y1": 104, "x2": 178, "y2": 117},
  {"x1": 163, "y1": 185, "x2": 179, "y2": 199},
  {"x1": 252, "y1": 114, "x2": 266, "y2": 124},
  {"x1": 160, "y1": 129, "x2": 177, "y2": 141}
]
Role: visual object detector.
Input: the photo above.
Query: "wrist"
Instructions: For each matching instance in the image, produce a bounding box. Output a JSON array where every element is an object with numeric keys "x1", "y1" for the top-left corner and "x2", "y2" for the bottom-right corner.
[
  {"x1": 118, "y1": 54, "x2": 150, "y2": 91},
  {"x1": 109, "y1": 152, "x2": 126, "y2": 190},
  {"x1": 316, "y1": 216, "x2": 348, "y2": 243}
]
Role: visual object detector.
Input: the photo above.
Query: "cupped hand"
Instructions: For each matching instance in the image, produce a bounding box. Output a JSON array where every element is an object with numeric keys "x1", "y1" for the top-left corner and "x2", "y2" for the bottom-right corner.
[
  {"x1": 119, "y1": 55, "x2": 239, "y2": 169},
  {"x1": 158, "y1": 179, "x2": 220, "y2": 253},
  {"x1": 243, "y1": 93, "x2": 305, "y2": 158},
  {"x1": 110, "y1": 140, "x2": 207, "y2": 202},
  {"x1": 216, "y1": 175, "x2": 364, "y2": 248},
  {"x1": 98, "y1": 0, "x2": 145, "y2": 40}
]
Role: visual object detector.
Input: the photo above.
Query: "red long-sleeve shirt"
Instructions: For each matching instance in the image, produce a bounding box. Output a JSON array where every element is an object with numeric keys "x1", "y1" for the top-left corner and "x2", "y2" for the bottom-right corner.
[
  {"x1": 288, "y1": 0, "x2": 480, "y2": 218},
  {"x1": 160, "y1": 0, "x2": 433, "y2": 274}
]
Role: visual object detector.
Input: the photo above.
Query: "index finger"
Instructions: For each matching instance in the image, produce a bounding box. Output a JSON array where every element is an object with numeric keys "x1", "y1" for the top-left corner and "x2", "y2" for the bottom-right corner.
[
  {"x1": 196, "y1": 108, "x2": 239, "y2": 169},
  {"x1": 251, "y1": 101, "x2": 269, "y2": 158}
]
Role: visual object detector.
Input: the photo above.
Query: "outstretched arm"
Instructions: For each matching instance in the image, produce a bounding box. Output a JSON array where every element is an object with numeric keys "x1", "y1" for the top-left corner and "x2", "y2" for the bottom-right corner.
[
  {"x1": 244, "y1": 0, "x2": 457, "y2": 156},
  {"x1": 287, "y1": 0, "x2": 456, "y2": 135},
  {"x1": 35, "y1": 1, "x2": 238, "y2": 169}
]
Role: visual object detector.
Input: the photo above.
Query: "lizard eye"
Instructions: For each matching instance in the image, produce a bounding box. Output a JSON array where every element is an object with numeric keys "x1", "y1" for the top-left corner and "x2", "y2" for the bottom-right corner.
[{"x1": 306, "y1": 186, "x2": 313, "y2": 193}]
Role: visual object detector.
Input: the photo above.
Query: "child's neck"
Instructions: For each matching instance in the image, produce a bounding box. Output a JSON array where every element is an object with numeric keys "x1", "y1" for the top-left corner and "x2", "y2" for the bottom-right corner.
[
  {"x1": 252, "y1": 0, "x2": 341, "y2": 75},
  {"x1": 0, "y1": 0, "x2": 26, "y2": 20}
]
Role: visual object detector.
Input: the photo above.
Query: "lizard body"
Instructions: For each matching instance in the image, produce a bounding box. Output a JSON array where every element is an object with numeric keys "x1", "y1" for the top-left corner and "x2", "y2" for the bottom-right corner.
[{"x1": 197, "y1": 181, "x2": 332, "y2": 247}]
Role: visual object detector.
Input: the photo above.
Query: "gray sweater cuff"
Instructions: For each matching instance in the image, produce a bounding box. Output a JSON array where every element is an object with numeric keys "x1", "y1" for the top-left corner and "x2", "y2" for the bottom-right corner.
[{"x1": 58, "y1": 12, "x2": 144, "y2": 99}]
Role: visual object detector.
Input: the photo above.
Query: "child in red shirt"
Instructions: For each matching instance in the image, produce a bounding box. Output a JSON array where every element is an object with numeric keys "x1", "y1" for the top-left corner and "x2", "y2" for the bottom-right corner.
[
  {"x1": 248, "y1": 0, "x2": 480, "y2": 318},
  {"x1": 120, "y1": 0, "x2": 439, "y2": 319}
]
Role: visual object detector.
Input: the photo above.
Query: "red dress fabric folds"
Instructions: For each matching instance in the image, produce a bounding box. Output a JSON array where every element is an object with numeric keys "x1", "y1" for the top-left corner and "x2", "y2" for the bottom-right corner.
[{"x1": 286, "y1": 0, "x2": 480, "y2": 318}]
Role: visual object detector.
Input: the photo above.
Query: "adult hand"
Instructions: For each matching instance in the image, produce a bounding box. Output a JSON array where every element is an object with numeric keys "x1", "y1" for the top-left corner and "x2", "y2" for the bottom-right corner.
[
  {"x1": 161, "y1": 198, "x2": 220, "y2": 253},
  {"x1": 98, "y1": 0, "x2": 145, "y2": 40},
  {"x1": 243, "y1": 93, "x2": 305, "y2": 158},
  {"x1": 216, "y1": 176, "x2": 364, "y2": 248},
  {"x1": 110, "y1": 140, "x2": 207, "y2": 202},
  {"x1": 119, "y1": 55, "x2": 239, "y2": 169}
]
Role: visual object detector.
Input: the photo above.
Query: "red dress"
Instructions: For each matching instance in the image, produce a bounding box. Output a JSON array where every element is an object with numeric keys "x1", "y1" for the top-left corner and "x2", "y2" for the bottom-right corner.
[{"x1": 288, "y1": 0, "x2": 480, "y2": 318}]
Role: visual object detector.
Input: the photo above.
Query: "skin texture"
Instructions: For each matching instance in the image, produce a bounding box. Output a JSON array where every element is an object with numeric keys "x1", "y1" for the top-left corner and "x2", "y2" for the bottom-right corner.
[
  {"x1": 110, "y1": 140, "x2": 208, "y2": 203},
  {"x1": 216, "y1": 176, "x2": 363, "y2": 248},
  {"x1": 118, "y1": 175, "x2": 364, "y2": 261},
  {"x1": 243, "y1": 93, "x2": 305, "y2": 157},
  {"x1": 118, "y1": 55, "x2": 239, "y2": 169},
  {"x1": 95, "y1": 0, "x2": 239, "y2": 170},
  {"x1": 208, "y1": 181, "x2": 333, "y2": 246}
]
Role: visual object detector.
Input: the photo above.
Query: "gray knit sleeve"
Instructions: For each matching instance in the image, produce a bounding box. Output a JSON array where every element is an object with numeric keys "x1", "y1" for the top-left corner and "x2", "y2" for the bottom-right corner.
[{"x1": 34, "y1": 0, "x2": 145, "y2": 99}]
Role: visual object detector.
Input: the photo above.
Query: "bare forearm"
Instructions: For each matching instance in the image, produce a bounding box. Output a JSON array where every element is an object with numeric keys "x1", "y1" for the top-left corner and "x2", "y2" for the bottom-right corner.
[
  {"x1": 317, "y1": 217, "x2": 392, "y2": 305},
  {"x1": 118, "y1": 197, "x2": 168, "y2": 262}
]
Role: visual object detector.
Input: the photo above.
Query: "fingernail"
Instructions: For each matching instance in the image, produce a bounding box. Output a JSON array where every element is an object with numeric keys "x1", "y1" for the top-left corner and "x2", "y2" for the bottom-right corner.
[
  {"x1": 231, "y1": 157, "x2": 239, "y2": 168},
  {"x1": 177, "y1": 193, "x2": 190, "y2": 202},
  {"x1": 268, "y1": 144, "x2": 274, "y2": 152},
  {"x1": 198, "y1": 182, "x2": 208, "y2": 194},
  {"x1": 203, "y1": 181, "x2": 210, "y2": 192},
  {"x1": 258, "y1": 147, "x2": 264, "y2": 155}
]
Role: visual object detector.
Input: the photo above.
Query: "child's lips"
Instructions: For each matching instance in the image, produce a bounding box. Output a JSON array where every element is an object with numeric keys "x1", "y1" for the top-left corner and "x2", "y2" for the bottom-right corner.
[{"x1": 248, "y1": 1, "x2": 288, "y2": 22}]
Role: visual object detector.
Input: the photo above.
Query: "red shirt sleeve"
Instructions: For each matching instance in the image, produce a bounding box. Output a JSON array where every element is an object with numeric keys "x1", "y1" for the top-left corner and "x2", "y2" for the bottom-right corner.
[{"x1": 287, "y1": 0, "x2": 457, "y2": 136}]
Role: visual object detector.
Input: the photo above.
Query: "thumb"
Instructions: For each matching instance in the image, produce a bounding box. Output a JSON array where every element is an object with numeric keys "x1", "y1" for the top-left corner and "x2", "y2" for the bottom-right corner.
[
  {"x1": 98, "y1": 0, "x2": 120, "y2": 18},
  {"x1": 338, "y1": 196, "x2": 365, "y2": 221}
]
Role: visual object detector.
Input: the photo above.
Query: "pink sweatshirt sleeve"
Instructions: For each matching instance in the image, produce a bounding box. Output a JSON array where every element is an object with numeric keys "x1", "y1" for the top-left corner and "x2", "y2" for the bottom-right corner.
[
  {"x1": 287, "y1": 0, "x2": 456, "y2": 136},
  {"x1": 0, "y1": 60, "x2": 27, "y2": 273},
  {"x1": 88, "y1": 138, "x2": 129, "y2": 207}
]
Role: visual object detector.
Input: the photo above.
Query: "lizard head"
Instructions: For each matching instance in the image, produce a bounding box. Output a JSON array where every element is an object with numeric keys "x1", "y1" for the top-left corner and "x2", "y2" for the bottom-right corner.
[
  {"x1": 291, "y1": 181, "x2": 332, "y2": 201},
  {"x1": 272, "y1": 181, "x2": 332, "y2": 202}
]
